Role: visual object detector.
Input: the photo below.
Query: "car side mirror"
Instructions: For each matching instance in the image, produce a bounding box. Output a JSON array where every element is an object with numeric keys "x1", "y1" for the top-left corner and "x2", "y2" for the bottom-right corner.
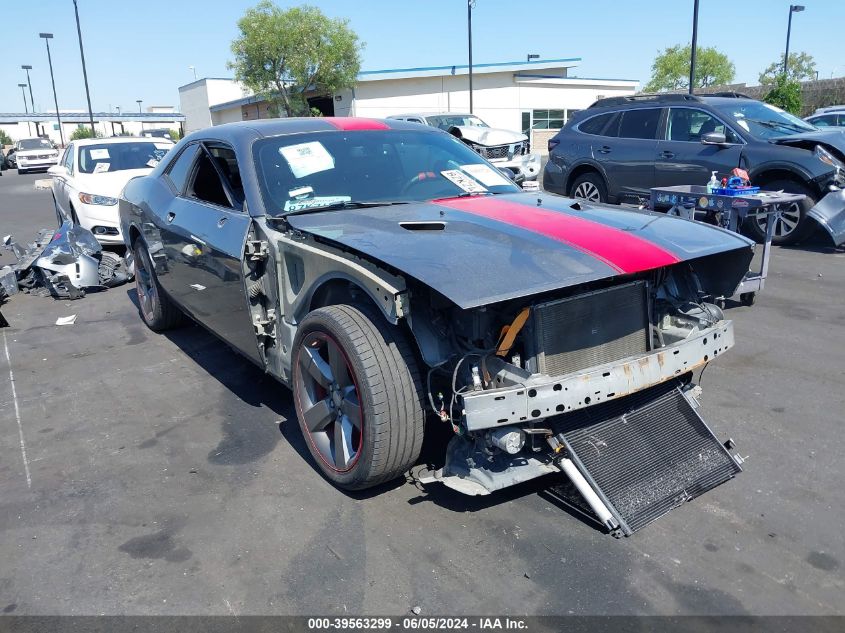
[
  {"x1": 498, "y1": 168, "x2": 516, "y2": 181},
  {"x1": 701, "y1": 132, "x2": 728, "y2": 146},
  {"x1": 47, "y1": 165, "x2": 68, "y2": 176}
]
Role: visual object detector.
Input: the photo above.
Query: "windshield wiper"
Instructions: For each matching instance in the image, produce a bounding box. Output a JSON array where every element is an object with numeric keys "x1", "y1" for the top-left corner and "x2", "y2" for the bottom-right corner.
[
  {"x1": 744, "y1": 118, "x2": 810, "y2": 135},
  {"x1": 283, "y1": 200, "x2": 410, "y2": 216}
]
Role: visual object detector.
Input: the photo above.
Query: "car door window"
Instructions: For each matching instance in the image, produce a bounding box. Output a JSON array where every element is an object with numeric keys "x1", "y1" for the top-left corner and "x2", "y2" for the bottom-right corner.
[
  {"x1": 811, "y1": 114, "x2": 836, "y2": 127},
  {"x1": 578, "y1": 112, "x2": 615, "y2": 136},
  {"x1": 615, "y1": 108, "x2": 661, "y2": 140},
  {"x1": 666, "y1": 109, "x2": 741, "y2": 143},
  {"x1": 165, "y1": 144, "x2": 200, "y2": 194},
  {"x1": 66, "y1": 144, "x2": 76, "y2": 174},
  {"x1": 204, "y1": 143, "x2": 244, "y2": 206},
  {"x1": 187, "y1": 149, "x2": 233, "y2": 209}
]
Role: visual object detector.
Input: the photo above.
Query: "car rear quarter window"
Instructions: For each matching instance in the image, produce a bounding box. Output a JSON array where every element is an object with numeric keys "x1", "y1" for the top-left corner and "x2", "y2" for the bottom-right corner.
[
  {"x1": 616, "y1": 108, "x2": 661, "y2": 140},
  {"x1": 578, "y1": 112, "x2": 615, "y2": 136},
  {"x1": 165, "y1": 143, "x2": 200, "y2": 194}
]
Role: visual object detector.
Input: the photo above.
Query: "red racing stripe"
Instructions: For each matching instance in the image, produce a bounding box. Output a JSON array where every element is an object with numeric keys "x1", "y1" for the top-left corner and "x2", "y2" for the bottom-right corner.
[
  {"x1": 436, "y1": 197, "x2": 680, "y2": 274},
  {"x1": 325, "y1": 117, "x2": 390, "y2": 131}
]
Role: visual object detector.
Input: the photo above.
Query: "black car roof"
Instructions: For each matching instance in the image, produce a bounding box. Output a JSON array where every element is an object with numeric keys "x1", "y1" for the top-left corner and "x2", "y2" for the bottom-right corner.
[
  {"x1": 587, "y1": 94, "x2": 757, "y2": 111},
  {"x1": 183, "y1": 117, "x2": 434, "y2": 145}
]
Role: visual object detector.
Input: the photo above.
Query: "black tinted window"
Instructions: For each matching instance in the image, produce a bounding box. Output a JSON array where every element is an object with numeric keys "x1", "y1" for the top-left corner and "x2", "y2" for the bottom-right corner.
[
  {"x1": 166, "y1": 144, "x2": 199, "y2": 194},
  {"x1": 188, "y1": 150, "x2": 232, "y2": 208},
  {"x1": 617, "y1": 108, "x2": 661, "y2": 140},
  {"x1": 578, "y1": 112, "x2": 614, "y2": 135},
  {"x1": 205, "y1": 143, "x2": 243, "y2": 204}
]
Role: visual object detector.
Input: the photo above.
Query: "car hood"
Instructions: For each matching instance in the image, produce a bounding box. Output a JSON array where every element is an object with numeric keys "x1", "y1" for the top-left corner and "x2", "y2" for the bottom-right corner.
[
  {"x1": 771, "y1": 128, "x2": 845, "y2": 152},
  {"x1": 287, "y1": 192, "x2": 753, "y2": 309},
  {"x1": 453, "y1": 126, "x2": 528, "y2": 146},
  {"x1": 74, "y1": 169, "x2": 153, "y2": 198}
]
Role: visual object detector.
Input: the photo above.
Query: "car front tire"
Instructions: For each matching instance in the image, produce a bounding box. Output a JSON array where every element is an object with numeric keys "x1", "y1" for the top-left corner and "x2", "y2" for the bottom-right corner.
[
  {"x1": 747, "y1": 180, "x2": 816, "y2": 245},
  {"x1": 292, "y1": 305, "x2": 425, "y2": 491},
  {"x1": 569, "y1": 171, "x2": 608, "y2": 203},
  {"x1": 132, "y1": 240, "x2": 184, "y2": 331}
]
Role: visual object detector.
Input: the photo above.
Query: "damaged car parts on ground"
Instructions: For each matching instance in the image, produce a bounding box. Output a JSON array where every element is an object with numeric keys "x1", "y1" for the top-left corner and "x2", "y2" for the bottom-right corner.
[
  {"x1": 120, "y1": 117, "x2": 752, "y2": 536},
  {"x1": 2, "y1": 221, "x2": 131, "y2": 300}
]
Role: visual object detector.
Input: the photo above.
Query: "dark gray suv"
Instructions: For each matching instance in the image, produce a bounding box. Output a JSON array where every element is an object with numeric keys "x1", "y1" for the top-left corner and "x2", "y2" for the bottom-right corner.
[{"x1": 543, "y1": 94, "x2": 845, "y2": 244}]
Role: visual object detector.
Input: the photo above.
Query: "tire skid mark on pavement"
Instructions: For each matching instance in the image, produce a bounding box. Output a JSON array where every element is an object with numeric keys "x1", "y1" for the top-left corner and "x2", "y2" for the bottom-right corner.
[{"x1": 2, "y1": 330, "x2": 31, "y2": 488}]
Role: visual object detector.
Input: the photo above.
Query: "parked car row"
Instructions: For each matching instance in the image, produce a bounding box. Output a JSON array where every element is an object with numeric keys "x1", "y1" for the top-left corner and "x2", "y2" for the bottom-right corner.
[
  {"x1": 3, "y1": 137, "x2": 60, "y2": 173},
  {"x1": 543, "y1": 93, "x2": 845, "y2": 244}
]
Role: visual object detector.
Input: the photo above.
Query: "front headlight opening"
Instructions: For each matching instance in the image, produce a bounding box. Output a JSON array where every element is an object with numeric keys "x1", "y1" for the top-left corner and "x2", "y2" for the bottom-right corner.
[
  {"x1": 815, "y1": 145, "x2": 845, "y2": 170},
  {"x1": 78, "y1": 192, "x2": 118, "y2": 206}
]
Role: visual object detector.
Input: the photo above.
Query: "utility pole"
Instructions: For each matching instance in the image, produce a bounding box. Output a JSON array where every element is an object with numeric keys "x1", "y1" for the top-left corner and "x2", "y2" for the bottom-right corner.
[
  {"x1": 688, "y1": 0, "x2": 699, "y2": 94},
  {"x1": 784, "y1": 5, "x2": 805, "y2": 77},
  {"x1": 72, "y1": 0, "x2": 96, "y2": 134},
  {"x1": 468, "y1": 0, "x2": 475, "y2": 113},
  {"x1": 21, "y1": 65, "x2": 34, "y2": 111},
  {"x1": 39, "y1": 33, "x2": 64, "y2": 146},
  {"x1": 19, "y1": 84, "x2": 33, "y2": 135}
]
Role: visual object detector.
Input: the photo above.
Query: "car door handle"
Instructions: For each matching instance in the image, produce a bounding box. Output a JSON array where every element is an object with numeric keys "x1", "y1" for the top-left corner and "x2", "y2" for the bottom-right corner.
[
  {"x1": 217, "y1": 217, "x2": 227, "y2": 228},
  {"x1": 659, "y1": 151, "x2": 675, "y2": 159},
  {"x1": 597, "y1": 145, "x2": 612, "y2": 154},
  {"x1": 166, "y1": 212, "x2": 176, "y2": 224}
]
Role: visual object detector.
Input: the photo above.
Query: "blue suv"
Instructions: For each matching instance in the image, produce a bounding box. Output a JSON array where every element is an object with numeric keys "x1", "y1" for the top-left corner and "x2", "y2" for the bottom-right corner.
[{"x1": 543, "y1": 94, "x2": 845, "y2": 244}]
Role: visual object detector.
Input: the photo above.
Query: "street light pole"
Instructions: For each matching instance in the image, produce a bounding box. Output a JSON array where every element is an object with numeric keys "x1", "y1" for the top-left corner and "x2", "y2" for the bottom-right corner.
[
  {"x1": 688, "y1": 0, "x2": 700, "y2": 94},
  {"x1": 18, "y1": 84, "x2": 33, "y2": 135},
  {"x1": 467, "y1": 0, "x2": 475, "y2": 114},
  {"x1": 39, "y1": 33, "x2": 64, "y2": 146},
  {"x1": 784, "y1": 5, "x2": 805, "y2": 77},
  {"x1": 72, "y1": 0, "x2": 96, "y2": 134},
  {"x1": 21, "y1": 65, "x2": 34, "y2": 111},
  {"x1": 137, "y1": 99, "x2": 143, "y2": 113}
]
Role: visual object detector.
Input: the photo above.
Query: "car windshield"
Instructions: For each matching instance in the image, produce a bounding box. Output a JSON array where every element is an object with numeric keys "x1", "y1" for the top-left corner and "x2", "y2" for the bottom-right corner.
[
  {"x1": 19, "y1": 138, "x2": 53, "y2": 150},
  {"x1": 714, "y1": 101, "x2": 817, "y2": 139},
  {"x1": 253, "y1": 129, "x2": 520, "y2": 217},
  {"x1": 426, "y1": 115, "x2": 489, "y2": 130},
  {"x1": 78, "y1": 142, "x2": 172, "y2": 174}
]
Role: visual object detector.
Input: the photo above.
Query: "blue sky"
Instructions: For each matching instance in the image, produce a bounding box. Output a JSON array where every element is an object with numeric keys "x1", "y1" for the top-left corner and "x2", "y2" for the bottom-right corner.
[{"x1": 1, "y1": 0, "x2": 843, "y2": 113}]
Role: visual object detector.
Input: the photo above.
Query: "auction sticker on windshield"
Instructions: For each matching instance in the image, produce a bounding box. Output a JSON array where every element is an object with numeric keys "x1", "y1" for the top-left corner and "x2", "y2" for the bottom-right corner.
[
  {"x1": 280, "y1": 141, "x2": 335, "y2": 179},
  {"x1": 460, "y1": 163, "x2": 512, "y2": 187},
  {"x1": 93, "y1": 163, "x2": 110, "y2": 173},
  {"x1": 441, "y1": 169, "x2": 488, "y2": 194},
  {"x1": 89, "y1": 148, "x2": 110, "y2": 160},
  {"x1": 284, "y1": 196, "x2": 351, "y2": 212}
]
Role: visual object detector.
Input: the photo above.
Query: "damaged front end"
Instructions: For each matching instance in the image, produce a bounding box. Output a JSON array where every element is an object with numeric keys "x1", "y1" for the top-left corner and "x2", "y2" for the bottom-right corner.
[{"x1": 418, "y1": 252, "x2": 749, "y2": 536}]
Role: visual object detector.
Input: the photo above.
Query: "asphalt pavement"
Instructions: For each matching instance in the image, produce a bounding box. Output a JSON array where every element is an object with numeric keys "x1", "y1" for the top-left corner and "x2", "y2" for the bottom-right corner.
[{"x1": 0, "y1": 170, "x2": 843, "y2": 616}]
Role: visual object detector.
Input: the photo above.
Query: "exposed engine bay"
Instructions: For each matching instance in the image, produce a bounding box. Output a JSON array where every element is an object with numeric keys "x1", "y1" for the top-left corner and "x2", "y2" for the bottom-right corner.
[{"x1": 413, "y1": 260, "x2": 746, "y2": 535}]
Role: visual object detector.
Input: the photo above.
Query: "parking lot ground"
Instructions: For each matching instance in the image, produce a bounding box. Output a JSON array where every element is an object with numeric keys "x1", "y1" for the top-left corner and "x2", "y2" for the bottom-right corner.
[{"x1": 1, "y1": 172, "x2": 844, "y2": 615}]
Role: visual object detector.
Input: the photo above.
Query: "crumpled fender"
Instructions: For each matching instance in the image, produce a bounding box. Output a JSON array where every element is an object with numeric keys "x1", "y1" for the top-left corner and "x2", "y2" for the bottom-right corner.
[{"x1": 807, "y1": 189, "x2": 845, "y2": 246}]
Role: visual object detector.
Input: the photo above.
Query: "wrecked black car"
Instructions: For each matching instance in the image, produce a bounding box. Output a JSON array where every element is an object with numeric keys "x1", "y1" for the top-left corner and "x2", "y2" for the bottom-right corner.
[{"x1": 120, "y1": 118, "x2": 754, "y2": 535}]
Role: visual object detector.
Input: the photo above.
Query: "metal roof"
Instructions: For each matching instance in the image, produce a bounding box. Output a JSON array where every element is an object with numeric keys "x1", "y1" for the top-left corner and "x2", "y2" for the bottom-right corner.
[
  {"x1": 0, "y1": 112, "x2": 185, "y2": 123},
  {"x1": 358, "y1": 57, "x2": 582, "y2": 81}
]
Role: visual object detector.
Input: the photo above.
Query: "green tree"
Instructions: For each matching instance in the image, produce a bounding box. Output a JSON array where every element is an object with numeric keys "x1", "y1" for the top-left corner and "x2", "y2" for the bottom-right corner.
[
  {"x1": 229, "y1": 1, "x2": 363, "y2": 117},
  {"x1": 644, "y1": 44, "x2": 735, "y2": 92},
  {"x1": 0, "y1": 130, "x2": 12, "y2": 146},
  {"x1": 758, "y1": 51, "x2": 816, "y2": 88},
  {"x1": 763, "y1": 75, "x2": 802, "y2": 115},
  {"x1": 70, "y1": 126, "x2": 101, "y2": 141},
  {"x1": 168, "y1": 128, "x2": 182, "y2": 141}
]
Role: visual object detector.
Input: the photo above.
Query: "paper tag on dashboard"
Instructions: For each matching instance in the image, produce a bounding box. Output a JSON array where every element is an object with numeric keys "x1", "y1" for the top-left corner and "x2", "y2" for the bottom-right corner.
[
  {"x1": 89, "y1": 148, "x2": 110, "y2": 160},
  {"x1": 441, "y1": 170, "x2": 488, "y2": 194},
  {"x1": 280, "y1": 142, "x2": 335, "y2": 179},
  {"x1": 460, "y1": 163, "x2": 512, "y2": 187},
  {"x1": 93, "y1": 162, "x2": 110, "y2": 173}
]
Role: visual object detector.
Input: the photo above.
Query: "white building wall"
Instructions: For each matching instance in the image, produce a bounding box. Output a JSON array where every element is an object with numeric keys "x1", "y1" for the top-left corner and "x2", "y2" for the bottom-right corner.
[
  {"x1": 211, "y1": 107, "x2": 244, "y2": 126},
  {"x1": 344, "y1": 72, "x2": 636, "y2": 133},
  {"x1": 179, "y1": 79, "x2": 246, "y2": 132}
]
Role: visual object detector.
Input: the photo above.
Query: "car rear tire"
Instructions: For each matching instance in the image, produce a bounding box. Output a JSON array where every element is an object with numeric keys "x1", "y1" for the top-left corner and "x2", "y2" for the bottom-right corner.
[
  {"x1": 292, "y1": 305, "x2": 425, "y2": 491},
  {"x1": 569, "y1": 172, "x2": 607, "y2": 203},
  {"x1": 747, "y1": 180, "x2": 816, "y2": 245},
  {"x1": 132, "y1": 240, "x2": 184, "y2": 331}
]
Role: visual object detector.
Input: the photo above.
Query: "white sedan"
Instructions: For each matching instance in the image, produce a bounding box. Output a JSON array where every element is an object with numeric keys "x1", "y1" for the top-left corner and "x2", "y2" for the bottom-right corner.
[{"x1": 49, "y1": 137, "x2": 173, "y2": 245}]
